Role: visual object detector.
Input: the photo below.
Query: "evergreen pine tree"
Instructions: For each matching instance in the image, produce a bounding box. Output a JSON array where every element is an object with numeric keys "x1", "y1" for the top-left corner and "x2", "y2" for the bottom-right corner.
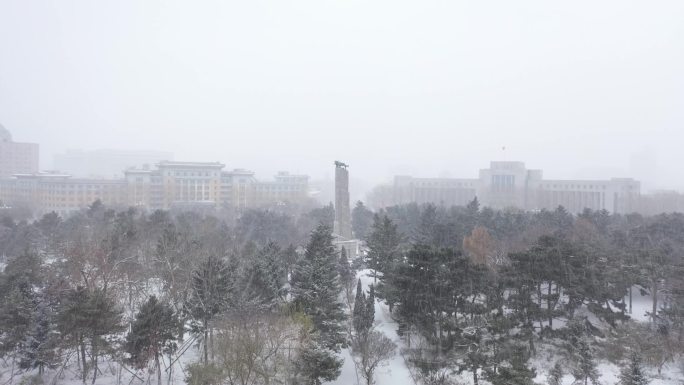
[
  {"x1": 126, "y1": 296, "x2": 180, "y2": 385},
  {"x1": 548, "y1": 361, "x2": 564, "y2": 385},
  {"x1": 86, "y1": 288, "x2": 124, "y2": 385},
  {"x1": 353, "y1": 282, "x2": 376, "y2": 341},
  {"x1": 0, "y1": 285, "x2": 33, "y2": 359},
  {"x1": 573, "y1": 339, "x2": 600, "y2": 385},
  {"x1": 242, "y1": 242, "x2": 287, "y2": 305},
  {"x1": 57, "y1": 286, "x2": 90, "y2": 383},
  {"x1": 487, "y1": 345, "x2": 536, "y2": 385},
  {"x1": 337, "y1": 247, "x2": 353, "y2": 287},
  {"x1": 366, "y1": 284, "x2": 375, "y2": 331},
  {"x1": 0, "y1": 251, "x2": 42, "y2": 360},
  {"x1": 352, "y1": 201, "x2": 374, "y2": 240},
  {"x1": 619, "y1": 351, "x2": 650, "y2": 385},
  {"x1": 368, "y1": 215, "x2": 403, "y2": 313},
  {"x1": 296, "y1": 340, "x2": 343, "y2": 385},
  {"x1": 19, "y1": 299, "x2": 57, "y2": 375},
  {"x1": 291, "y1": 224, "x2": 347, "y2": 352},
  {"x1": 58, "y1": 286, "x2": 123, "y2": 384},
  {"x1": 187, "y1": 256, "x2": 234, "y2": 363},
  {"x1": 353, "y1": 279, "x2": 367, "y2": 337},
  {"x1": 366, "y1": 215, "x2": 401, "y2": 282}
]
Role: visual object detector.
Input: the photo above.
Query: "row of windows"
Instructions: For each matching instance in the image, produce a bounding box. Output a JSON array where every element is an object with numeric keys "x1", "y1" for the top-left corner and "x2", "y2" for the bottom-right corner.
[
  {"x1": 540, "y1": 184, "x2": 607, "y2": 190},
  {"x1": 257, "y1": 185, "x2": 306, "y2": 191},
  {"x1": 412, "y1": 182, "x2": 475, "y2": 188},
  {"x1": 492, "y1": 175, "x2": 515, "y2": 193},
  {"x1": 167, "y1": 171, "x2": 218, "y2": 177}
]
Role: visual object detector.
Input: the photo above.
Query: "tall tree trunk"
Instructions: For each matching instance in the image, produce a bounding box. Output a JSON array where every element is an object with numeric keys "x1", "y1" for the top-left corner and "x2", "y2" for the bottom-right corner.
[
  {"x1": 652, "y1": 279, "x2": 658, "y2": 325},
  {"x1": 92, "y1": 339, "x2": 98, "y2": 385},
  {"x1": 80, "y1": 337, "x2": 88, "y2": 384},
  {"x1": 528, "y1": 325, "x2": 536, "y2": 355},
  {"x1": 210, "y1": 327, "x2": 214, "y2": 361},
  {"x1": 629, "y1": 286, "x2": 633, "y2": 314},
  {"x1": 203, "y1": 328, "x2": 208, "y2": 363},
  {"x1": 548, "y1": 284, "x2": 553, "y2": 329},
  {"x1": 156, "y1": 353, "x2": 162, "y2": 385},
  {"x1": 168, "y1": 352, "x2": 173, "y2": 385},
  {"x1": 9, "y1": 355, "x2": 15, "y2": 385},
  {"x1": 437, "y1": 319, "x2": 443, "y2": 356}
]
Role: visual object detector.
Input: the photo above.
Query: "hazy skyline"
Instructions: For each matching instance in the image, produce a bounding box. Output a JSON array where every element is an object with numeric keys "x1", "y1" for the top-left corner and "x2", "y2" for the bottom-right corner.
[{"x1": 1, "y1": 0, "x2": 682, "y2": 193}]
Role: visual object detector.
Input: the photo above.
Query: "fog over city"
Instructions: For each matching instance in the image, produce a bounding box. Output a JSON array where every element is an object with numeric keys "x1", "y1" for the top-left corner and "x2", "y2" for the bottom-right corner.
[
  {"x1": 1, "y1": 0, "x2": 683, "y2": 195},
  {"x1": 5, "y1": 2, "x2": 684, "y2": 385}
]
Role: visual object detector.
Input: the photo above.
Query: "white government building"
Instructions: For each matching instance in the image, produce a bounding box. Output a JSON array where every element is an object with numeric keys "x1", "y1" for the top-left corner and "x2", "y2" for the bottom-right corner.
[{"x1": 392, "y1": 161, "x2": 640, "y2": 214}]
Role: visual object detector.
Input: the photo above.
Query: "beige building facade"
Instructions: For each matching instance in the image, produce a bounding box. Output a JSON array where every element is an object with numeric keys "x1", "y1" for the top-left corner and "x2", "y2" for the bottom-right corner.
[
  {"x1": 0, "y1": 161, "x2": 310, "y2": 215},
  {"x1": 0, "y1": 174, "x2": 127, "y2": 215}
]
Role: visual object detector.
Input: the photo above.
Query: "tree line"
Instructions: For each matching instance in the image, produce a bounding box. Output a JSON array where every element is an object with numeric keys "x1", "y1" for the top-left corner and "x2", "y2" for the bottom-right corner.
[
  {"x1": 366, "y1": 198, "x2": 684, "y2": 384},
  {"x1": 0, "y1": 201, "x2": 354, "y2": 385},
  {"x1": 1, "y1": 197, "x2": 683, "y2": 385}
]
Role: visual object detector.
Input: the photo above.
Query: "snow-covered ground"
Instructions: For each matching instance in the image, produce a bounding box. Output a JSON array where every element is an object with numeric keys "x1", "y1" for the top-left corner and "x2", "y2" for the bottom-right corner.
[
  {"x1": 329, "y1": 271, "x2": 416, "y2": 385},
  {"x1": 328, "y1": 270, "x2": 684, "y2": 385},
  {"x1": 2, "y1": 271, "x2": 681, "y2": 385}
]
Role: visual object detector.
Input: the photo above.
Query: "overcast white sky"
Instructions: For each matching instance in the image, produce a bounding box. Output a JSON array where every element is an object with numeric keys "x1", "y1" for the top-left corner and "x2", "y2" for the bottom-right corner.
[{"x1": 1, "y1": 0, "x2": 682, "y2": 193}]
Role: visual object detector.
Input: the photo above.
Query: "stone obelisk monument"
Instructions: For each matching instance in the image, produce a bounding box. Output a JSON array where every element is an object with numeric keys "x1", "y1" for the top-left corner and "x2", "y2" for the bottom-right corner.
[{"x1": 333, "y1": 161, "x2": 352, "y2": 239}]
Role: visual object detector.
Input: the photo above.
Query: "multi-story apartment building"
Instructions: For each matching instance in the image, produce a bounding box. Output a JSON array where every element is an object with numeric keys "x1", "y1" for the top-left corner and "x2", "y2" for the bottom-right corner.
[
  {"x1": 0, "y1": 173, "x2": 127, "y2": 215},
  {"x1": 124, "y1": 161, "x2": 225, "y2": 210},
  {"x1": 125, "y1": 162, "x2": 309, "y2": 210},
  {"x1": 221, "y1": 168, "x2": 257, "y2": 210},
  {"x1": 388, "y1": 161, "x2": 640, "y2": 214},
  {"x1": 253, "y1": 171, "x2": 310, "y2": 208},
  {"x1": 393, "y1": 176, "x2": 478, "y2": 207},
  {"x1": 0, "y1": 124, "x2": 39, "y2": 177}
]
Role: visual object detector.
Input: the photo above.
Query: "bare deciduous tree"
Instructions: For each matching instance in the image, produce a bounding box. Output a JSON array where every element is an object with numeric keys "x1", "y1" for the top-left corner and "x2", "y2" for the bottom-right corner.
[
  {"x1": 215, "y1": 309, "x2": 303, "y2": 385},
  {"x1": 352, "y1": 331, "x2": 396, "y2": 385}
]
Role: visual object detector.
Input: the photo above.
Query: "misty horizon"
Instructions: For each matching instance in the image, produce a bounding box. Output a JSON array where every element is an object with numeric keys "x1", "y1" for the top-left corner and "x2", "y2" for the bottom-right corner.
[
  {"x1": 2, "y1": 0, "x2": 683, "y2": 193},
  {"x1": 2, "y1": 2, "x2": 684, "y2": 385}
]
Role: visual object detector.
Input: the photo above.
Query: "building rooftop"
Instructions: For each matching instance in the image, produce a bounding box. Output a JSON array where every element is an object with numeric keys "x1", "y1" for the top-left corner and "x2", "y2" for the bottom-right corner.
[
  {"x1": 223, "y1": 168, "x2": 256, "y2": 176},
  {"x1": 13, "y1": 173, "x2": 72, "y2": 179},
  {"x1": 156, "y1": 161, "x2": 225, "y2": 169}
]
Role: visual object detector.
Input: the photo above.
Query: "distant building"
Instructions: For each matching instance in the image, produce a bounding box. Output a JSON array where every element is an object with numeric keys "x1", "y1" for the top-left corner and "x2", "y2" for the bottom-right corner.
[
  {"x1": 0, "y1": 173, "x2": 127, "y2": 215},
  {"x1": 393, "y1": 175, "x2": 478, "y2": 207},
  {"x1": 125, "y1": 161, "x2": 310, "y2": 211},
  {"x1": 385, "y1": 161, "x2": 641, "y2": 214},
  {"x1": 125, "y1": 161, "x2": 225, "y2": 210},
  {"x1": 0, "y1": 124, "x2": 39, "y2": 177},
  {"x1": 54, "y1": 149, "x2": 174, "y2": 179},
  {"x1": 253, "y1": 171, "x2": 310, "y2": 208},
  {"x1": 0, "y1": 161, "x2": 310, "y2": 215},
  {"x1": 637, "y1": 190, "x2": 684, "y2": 215},
  {"x1": 222, "y1": 168, "x2": 259, "y2": 210}
]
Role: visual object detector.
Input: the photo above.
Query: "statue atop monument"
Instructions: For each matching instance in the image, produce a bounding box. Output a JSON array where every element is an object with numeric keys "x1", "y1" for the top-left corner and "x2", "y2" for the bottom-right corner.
[{"x1": 334, "y1": 160, "x2": 349, "y2": 169}]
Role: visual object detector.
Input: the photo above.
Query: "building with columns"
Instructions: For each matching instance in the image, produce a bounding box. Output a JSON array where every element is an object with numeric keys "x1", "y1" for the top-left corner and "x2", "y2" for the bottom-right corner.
[
  {"x1": 389, "y1": 161, "x2": 640, "y2": 214},
  {"x1": 0, "y1": 173, "x2": 127, "y2": 215},
  {"x1": 0, "y1": 161, "x2": 310, "y2": 215}
]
